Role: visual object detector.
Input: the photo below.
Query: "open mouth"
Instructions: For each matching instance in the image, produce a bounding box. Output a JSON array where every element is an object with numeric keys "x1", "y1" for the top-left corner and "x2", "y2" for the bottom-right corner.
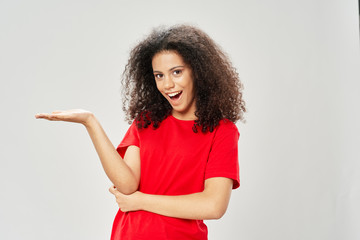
[{"x1": 168, "y1": 91, "x2": 182, "y2": 100}]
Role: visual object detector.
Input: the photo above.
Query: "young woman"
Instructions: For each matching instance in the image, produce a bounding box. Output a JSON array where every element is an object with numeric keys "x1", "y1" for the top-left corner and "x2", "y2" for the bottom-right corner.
[{"x1": 36, "y1": 25, "x2": 246, "y2": 240}]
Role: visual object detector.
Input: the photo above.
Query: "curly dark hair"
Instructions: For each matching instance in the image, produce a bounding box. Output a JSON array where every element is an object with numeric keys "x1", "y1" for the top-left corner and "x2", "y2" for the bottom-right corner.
[{"x1": 121, "y1": 24, "x2": 246, "y2": 133}]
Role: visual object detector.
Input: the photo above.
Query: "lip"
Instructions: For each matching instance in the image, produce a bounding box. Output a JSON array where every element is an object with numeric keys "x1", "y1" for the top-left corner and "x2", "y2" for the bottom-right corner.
[
  {"x1": 165, "y1": 91, "x2": 183, "y2": 104},
  {"x1": 166, "y1": 90, "x2": 182, "y2": 97}
]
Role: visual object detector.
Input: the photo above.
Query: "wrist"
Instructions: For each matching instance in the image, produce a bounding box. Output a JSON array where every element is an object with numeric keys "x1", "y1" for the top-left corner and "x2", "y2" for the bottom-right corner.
[
  {"x1": 84, "y1": 113, "x2": 97, "y2": 129},
  {"x1": 134, "y1": 191, "x2": 146, "y2": 211}
]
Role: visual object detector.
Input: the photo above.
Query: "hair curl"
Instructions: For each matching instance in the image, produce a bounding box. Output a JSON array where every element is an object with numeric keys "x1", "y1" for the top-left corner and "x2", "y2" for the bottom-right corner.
[{"x1": 121, "y1": 24, "x2": 246, "y2": 133}]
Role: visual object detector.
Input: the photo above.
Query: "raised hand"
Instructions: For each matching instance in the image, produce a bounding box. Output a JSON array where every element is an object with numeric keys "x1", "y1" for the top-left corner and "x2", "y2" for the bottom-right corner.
[
  {"x1": 35, "y1": 109, "x2": 94, "y2": 126},
  {"x1": 36, "y1": 109, "x2": 140, "y2": 193}
]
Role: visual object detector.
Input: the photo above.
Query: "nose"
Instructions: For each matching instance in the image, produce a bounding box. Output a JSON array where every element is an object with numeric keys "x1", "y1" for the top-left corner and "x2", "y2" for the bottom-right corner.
[{"x1": 163, "y1": 75, "x2": 175, "y2": 90}]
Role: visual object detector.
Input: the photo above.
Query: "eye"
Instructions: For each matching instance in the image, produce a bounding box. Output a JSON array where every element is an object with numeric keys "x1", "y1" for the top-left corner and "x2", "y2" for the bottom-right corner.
[
  {"x1": 154, "y1": 73, "x2": 163, "y2": 79},
  {"x1": 173, "y1": 69, "x2": 182, "y2": 75}
]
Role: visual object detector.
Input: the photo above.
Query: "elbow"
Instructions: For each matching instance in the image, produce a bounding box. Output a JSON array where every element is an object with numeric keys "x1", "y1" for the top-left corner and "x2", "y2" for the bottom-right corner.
[
  {"x1": 207, "y1": 202, "x2": 228, "y2": 220},
  {"x1": 114, "y1": 183, "x2": 138, "y2": 195},
  {"x1": 119, "y1": 188, "x2": 137, "y2": 195},
  {"x1": 210, "y1": 208, "x2": 226, "y2": 220},
  {"x1": 113, "y1": 175, "x2": 139, "y2": 195}
]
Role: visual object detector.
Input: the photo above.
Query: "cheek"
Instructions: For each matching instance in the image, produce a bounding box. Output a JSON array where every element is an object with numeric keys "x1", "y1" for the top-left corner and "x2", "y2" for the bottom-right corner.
[
  {"x1": 184, "y1": 76, "x2": 195, "y2": 92},
  {"x1": 155, "y1": 82, "x2": 167, "y2": 98},
  {"x1": 155, "y1": 81, "x2": 162, "y2": 92}
]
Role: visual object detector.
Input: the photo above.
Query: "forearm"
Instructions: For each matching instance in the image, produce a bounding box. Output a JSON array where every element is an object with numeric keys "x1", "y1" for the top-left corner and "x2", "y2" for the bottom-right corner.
[
  {"x1": 85, "y1": 115, "x2": 138, "y2": 194},
  {"x1": 139, "y1": 192, "x2": 221, "y2": 220},
  {"x1": 136, "y1": 179, "x2": 232, "y2": 220}
]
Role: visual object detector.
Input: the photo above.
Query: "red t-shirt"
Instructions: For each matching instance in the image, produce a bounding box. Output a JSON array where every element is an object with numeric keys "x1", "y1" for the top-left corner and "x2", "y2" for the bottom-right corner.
[{"x1": 111, "y1": 115, "x2": 240, "y2": 240}]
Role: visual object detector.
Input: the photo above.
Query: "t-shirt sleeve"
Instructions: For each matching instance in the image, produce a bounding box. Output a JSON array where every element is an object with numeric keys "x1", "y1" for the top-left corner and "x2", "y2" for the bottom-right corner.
[
  {"x1": 205, "y1": 121, "x2": 240, "y2": 189},
  {"x1": 116, "y1": 121, "x2": 140, "y2": 158}
]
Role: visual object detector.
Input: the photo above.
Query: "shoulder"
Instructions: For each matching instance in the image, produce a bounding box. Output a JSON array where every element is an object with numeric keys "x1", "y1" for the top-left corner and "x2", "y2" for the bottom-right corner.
[
  {"x1": 216, "y1": 119, "x2": 239, "y2": 134},
  {"x1": 210, "y1": 119, "x2": 240, "y2": 143}
]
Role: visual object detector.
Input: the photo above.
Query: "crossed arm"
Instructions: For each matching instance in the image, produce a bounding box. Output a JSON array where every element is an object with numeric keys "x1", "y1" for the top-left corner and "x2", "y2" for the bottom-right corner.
[
  {"x1": 35, "y1": 109, "x2": 233, "y2": 220},
  {"x1": 109, "y1": 177, "x2": 233, "y2": 220}
]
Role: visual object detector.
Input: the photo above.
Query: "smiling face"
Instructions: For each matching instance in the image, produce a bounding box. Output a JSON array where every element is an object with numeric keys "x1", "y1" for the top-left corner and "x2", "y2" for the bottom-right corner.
[{"x1": 152, "y1": 51, "x2": 196, "y2": 120}]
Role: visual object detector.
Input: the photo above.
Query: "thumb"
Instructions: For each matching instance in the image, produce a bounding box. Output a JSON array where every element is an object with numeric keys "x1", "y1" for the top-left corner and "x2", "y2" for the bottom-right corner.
[{"x1": 109, "y1": 185, "x2": 118, "y2": 195}]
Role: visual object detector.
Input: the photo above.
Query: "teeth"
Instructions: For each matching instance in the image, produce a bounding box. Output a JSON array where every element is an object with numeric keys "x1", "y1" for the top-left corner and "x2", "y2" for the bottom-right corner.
[{"x1": 168, "y1": 91, "x2": 181, "y2": 97}]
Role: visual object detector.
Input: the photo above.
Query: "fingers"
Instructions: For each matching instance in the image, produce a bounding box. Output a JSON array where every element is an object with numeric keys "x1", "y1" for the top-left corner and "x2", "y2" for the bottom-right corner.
[
  {"x1": 109, "y1": 185, "x2": 119, "y2": 196},
  {"x1": 35, "y1": 109, "x2": 92, "y2": 124},
  {"x1": 109, "y1": 186, "x2": 136, "y2": 212},
  {"x1": 35, "y1": 110, "x2": 69, "y2": 121},
  {"x1": 35, "y1": 113, "x2": 52, "y2": 120},
  {"x1": 35, "y1": 112, "x2": 61, "y2": 121},
  {"x1": 109, "y1": 186, "x2": 129, "y2": 212}
]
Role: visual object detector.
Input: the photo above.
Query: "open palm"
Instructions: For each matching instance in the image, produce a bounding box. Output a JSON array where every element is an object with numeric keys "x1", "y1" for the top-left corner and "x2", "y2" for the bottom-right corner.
[{"x1": 35, "y1": 109, "x2": 94, "y2": 125}]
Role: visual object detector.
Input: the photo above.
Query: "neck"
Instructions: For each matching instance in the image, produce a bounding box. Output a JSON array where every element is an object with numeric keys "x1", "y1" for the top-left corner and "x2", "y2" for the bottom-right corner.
[{"x1": 171, "y1": 111, "x2": 197, "y2": 121}]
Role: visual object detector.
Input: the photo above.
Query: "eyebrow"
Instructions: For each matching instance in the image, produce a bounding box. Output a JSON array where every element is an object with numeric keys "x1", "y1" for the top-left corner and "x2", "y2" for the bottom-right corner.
[{"x1": 153, "y1": 65, "x2": 185, "y2": 73}]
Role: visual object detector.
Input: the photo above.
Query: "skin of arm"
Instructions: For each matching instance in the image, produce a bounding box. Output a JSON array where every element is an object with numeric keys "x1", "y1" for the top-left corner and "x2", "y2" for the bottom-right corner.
[
  {"x1": 85, "y1": 116, "x2": 140, "y2": 194},
  {"x1": 109, "y1": 177, "x2": 233, "y2": 220},
  {"x1": 35, "y1": 109, "x2": 140, "y2": 194}
]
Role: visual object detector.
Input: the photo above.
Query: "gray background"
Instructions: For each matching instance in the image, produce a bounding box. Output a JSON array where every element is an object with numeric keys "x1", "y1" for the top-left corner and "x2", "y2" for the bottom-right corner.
[{"x1": 1, "y1": 0, "x2": 359, "y2": 239}]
